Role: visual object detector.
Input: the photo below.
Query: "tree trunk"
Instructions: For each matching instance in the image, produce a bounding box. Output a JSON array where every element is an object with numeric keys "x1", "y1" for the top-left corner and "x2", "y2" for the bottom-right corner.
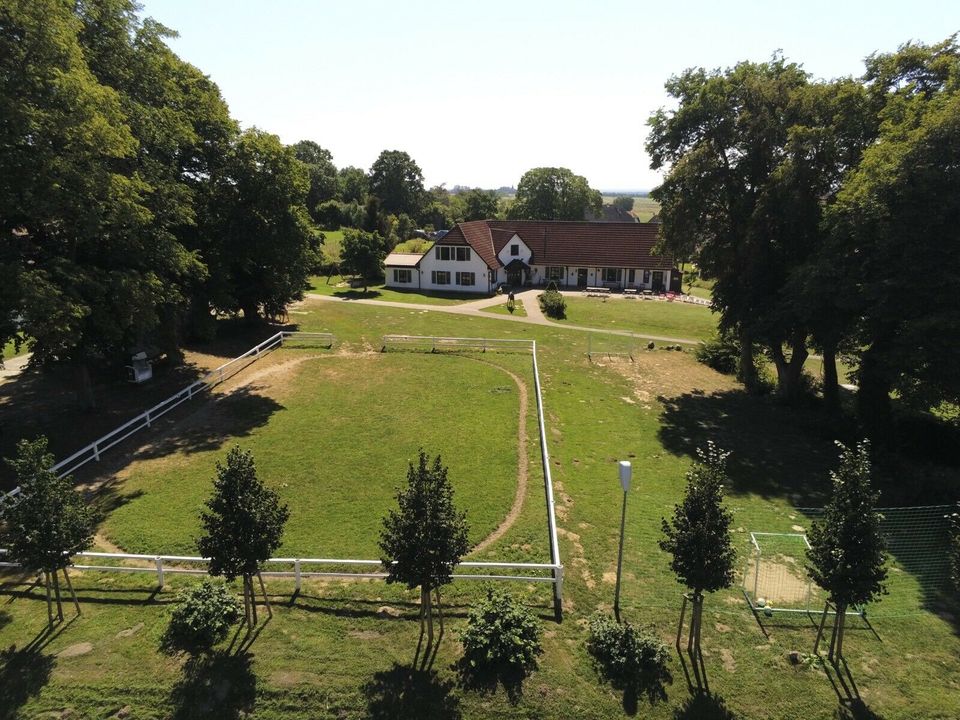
[
  {"x1": 821, "y1": 339, "x2": 840, "y2": 412},
  {"x1": 770, "y1": 334, "x2": 809, "y2": 403},
  {"x1": 62, "y1": 567, "x2": 81, "y2": 616},
  {"x1": 248, "y1": 575, "x2": 258, "y2": 626},
  {"x1": 51, "y1": 569, "x2": 64, "y2": 621},
  {"x1": 241, "y1": 300, "x2": 261, "y2": 325},
  {"x1": 737, "y1": 327, "x2": 760, "y2": 394},
  {"x1": 43, "y1": 571, "x2": 54, "y2": 627},
  {"x1": 434, "y1": 588, "x2": 444, "y2": 636},
  {"x1": 242, "y1": 575, "x2": 252, "y2": 626},
  {"x1": 423, "y1": 585, "x2": 433, "y2": 649},
  {"x1": 834, "y1": 605, "x2": 847, "y2": 662},
  {"x1": 857, "y1": 343, "x2": 893, "y2": 443},
  {"x1": 75, "y1": 362, "x2": 96, "y2": 411},
  {"x1": 257, "y1": 572, "x2": 272, "y2": 619}
]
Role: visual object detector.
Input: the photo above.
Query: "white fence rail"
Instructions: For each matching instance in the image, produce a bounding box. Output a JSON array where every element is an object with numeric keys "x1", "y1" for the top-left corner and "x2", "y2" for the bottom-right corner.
[{"x1": 0, "y1": 331, "x2": 333, "y2": 500}]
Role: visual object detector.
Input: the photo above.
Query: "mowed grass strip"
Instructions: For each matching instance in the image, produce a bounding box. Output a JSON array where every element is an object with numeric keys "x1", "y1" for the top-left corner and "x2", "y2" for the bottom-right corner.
[
  {"x1": 101, "y1": 353, "x2": 522, "y2": 558},
  {"x1": 306, "y1": 275, "x2": 482, "y2": 305},
  {"x1": 559, "y1": 296, "x2": 718, "y2": 341}
]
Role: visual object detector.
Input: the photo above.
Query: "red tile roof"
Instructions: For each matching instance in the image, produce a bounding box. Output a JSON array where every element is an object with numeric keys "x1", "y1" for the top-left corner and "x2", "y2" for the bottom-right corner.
[{"x1": 434, "y1": 220, "x2": 673, "y2": 270}]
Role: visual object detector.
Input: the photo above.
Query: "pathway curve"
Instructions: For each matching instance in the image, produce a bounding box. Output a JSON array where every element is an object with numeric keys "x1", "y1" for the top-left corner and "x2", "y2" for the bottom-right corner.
[
  {"x1": 0, "y1": 353, "x2": 31, "y2": 385},
  {"x1": 302, "y1": 290, "x2": 703, "y2": 345}
]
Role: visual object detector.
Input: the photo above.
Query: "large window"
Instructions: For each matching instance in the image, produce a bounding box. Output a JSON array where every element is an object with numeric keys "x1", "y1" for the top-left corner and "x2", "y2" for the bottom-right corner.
[
  {"x1": 456, "y1": 247, "x2": 471, "y2": 261},
  {"x1": 393, "y1": 269, "x2": 412, "y2": 283},
  {"x1": 510, "y1": 244, "x2": 519, "y2": 256},
  {"x1": 546, "y1": 266, "x2": 563, "y2": 281},
  {"x1": 432, "y1": 270, "x2": 451, "y2": 285},
  {"x1": 642, "y1": 269, "x2": 651, "y2": 284},
  {"x1": 602, "y1": 268, "x2": 620, "y2": 282},
  {"x1": 435, "y1": 246, "x2": 452, "y2": 261},
  {"x1": 456, "y1": 271, "x2": 475, "y2": 286}
]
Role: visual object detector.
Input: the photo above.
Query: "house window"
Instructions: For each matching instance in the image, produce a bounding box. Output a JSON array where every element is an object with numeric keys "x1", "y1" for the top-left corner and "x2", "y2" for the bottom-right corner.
[
  {"x1": 455, "y1": 247, "x2": 471, "y2": 261},
  {"x1": 435, "y1": 246, "x2": 452, "y2": 261},
  {"x1": 510, "y1": 244, "x2": 519, "y2": 256},
  {"x1": 547, "y1": 266, "x2": 563, "y2": 281},
  {"x1": 602, "y1": 268, "x2": 620, "y2": 282},
  {"x1": 456, "y1": 271, "x2": 475, "y2": 286},
  {"x1": 642, "y1": 269, "x2": 651, "y2": 284},
  {"x1": 432, "y1": 271, "x2": 451, "y2": 285},
  {"x1": 393, "y1": 269, "x2": 411, "y2": 283}
]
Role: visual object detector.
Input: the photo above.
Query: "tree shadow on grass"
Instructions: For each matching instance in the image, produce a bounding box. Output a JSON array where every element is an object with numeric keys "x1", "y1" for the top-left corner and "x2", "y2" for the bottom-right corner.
[
  {"x1": 0, "y1": 627, "x2": 58, "y2": 720},
  {"x1": 169, "y1": 651, "x2": 256, "y2": 720},
  {"x1": 657, "y1": 390, "x2": 838, "y2": 504},
  {"x1": 455, "y1": 659, "x2": 528, "y2": 706},
  {"x1": 672, "y1": 692, "x2": 738, "y2": 720},
  {"x1": 363, "y1": 663, "x2": 461, "y2": 720}
]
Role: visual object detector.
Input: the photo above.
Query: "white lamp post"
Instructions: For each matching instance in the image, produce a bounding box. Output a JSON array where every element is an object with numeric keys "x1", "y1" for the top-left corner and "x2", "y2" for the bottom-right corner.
[{"x1": 614, "y1": 460, "x2": 632, "y2": 623}]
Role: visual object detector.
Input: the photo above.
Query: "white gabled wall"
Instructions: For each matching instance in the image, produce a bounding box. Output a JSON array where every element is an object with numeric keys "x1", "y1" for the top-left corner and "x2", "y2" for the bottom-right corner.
[
  {"x1": 418, "y1": 245, "x2": 492, "y2": 293},
  {"x1": 497, "y1": 234, "x2": 532, "y2": 266}
]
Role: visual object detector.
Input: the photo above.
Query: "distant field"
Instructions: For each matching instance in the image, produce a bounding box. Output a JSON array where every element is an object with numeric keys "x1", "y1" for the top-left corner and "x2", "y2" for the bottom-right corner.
[{"x1": 319, "y1": 229, "x2": 345, "y2": 263}]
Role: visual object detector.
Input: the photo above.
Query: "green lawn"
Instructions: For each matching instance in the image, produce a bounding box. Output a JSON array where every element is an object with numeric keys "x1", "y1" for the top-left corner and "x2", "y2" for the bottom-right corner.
[
  {"x1": 319, "y1": 229, "x2": 345, "y2": 264},
  {"x1": 307, "y1": 275, "x2": 483, "y2": 305},
  {"x1": 1, "y1": 299, "x2": 958, "y2": 719},
  {"x1": 480, "y1": 300, "x2": 527, "y2": 317},
  {"x1": 2, "y1": 336, "x2": 27, "y2": 360},
  {"x1": 559, "y1": 296, "x2": 718, "y2": 342},
  {"x1": 101, "y1": 353, "x2": 529, "y2": 558}
]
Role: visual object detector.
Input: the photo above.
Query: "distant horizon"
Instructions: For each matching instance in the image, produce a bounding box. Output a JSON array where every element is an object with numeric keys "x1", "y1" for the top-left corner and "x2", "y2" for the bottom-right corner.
[{"x1": 143, "y1": 0, "x2": 959, "y2": 190}]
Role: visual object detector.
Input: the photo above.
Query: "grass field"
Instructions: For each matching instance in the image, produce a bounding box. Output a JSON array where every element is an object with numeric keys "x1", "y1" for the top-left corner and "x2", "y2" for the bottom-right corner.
[
  {"x1": 2, "y1": 336, "x2": 27, "y2": 360},
  {"x1": 99, "y1": 353, "x2": 530, "y2": 559},
  {"x1": 2, "y1": 299, "x2": 958, "y2": 719},
  {"x1": 559, "y1": 297, "x2": 718, "y2": 342},
  {"x1": 307, "y1": 275, "x2": 481, "y2": 305},
  {"x1": 480, "y1": 301, "x2": 527, "y2": 317}
]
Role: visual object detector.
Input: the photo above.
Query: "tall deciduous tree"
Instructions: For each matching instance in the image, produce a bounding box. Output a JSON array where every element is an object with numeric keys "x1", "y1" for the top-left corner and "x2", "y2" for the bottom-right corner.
[
  {"x1": 461, "y1": 188, "x2": 501, "y2": 221},
  {"x1": 379, "y1": 451, "x2": 469, "y2": 652},
  {"x1": 200, "y1": 129, "x2": 319, "y2": 323},
  {"x1": 292, "y1": 140, "x2": 339, "y2": 221},
  {"x1": 824, "y1": 37, "x2": 960, "y2": 438},
  {"x1": 338, "y1": 165, "x2": 369, "y2": 205},
  {"x1": 197, "y1": 446, "x2": 289, "y2": 626},
  {"x1": 369, "y1": 150, "x2": 426, "y2": 218},
  {"x1": 340, "y1": 229, "x2": 386, "y2": 293},
  {"x1": 806, "y1": 441, "x2": 888, "y2": 663},
  {"x1": 659, "y1": 442, "x2": 736, "y2": 687},
  {"x1": 508, "y1": 167, "x2": 602, "y2": 221},
  {"x1": 2, "y1": 437, "x2": 94, "y2": 626}
]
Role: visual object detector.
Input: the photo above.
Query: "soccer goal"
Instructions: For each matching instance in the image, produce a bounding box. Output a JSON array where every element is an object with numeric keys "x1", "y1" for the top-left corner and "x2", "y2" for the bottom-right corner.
[
  {"x1": 586, "y1": 334, "x2": 636, "y2": 362},
  {"x1": 742, "y1": 532, "x2": 820, "y2": 616}
]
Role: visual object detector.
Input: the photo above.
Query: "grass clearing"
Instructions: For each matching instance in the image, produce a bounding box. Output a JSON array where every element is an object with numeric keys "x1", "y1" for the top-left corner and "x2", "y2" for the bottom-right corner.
[
  {"x1": 480, "y1": 301, "x2": 527, "y2": 317},
  {"x1": 306, "y1": 275, "x2": 481, "y2": 305},
  {"x1": 2, "y1": 336, "x2": 27, "y2": 360},
  {"x1": 559, "y1": 296, "x2": 718, "y2": 341},
  {"x1": 1, "y1": 299, "x2": 958, "y2": 719}
]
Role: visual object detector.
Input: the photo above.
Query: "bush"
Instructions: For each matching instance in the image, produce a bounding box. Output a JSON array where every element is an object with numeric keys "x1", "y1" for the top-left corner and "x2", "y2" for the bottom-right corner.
[
  {"x1": 587, "y1": 614, "x2": 671, "y2": 704},
  {"x1": 458, "y1": 587, "x2": 543, "y2": 699},
  {"x1": 161, "y1": 579, "x2": 242, "y2": 655},
  {"x1": 538, "y1": 289, "x2": 566, "y2": 319},
  {"x1": 695, "y1": 332, "x2": 740, "y2": 375}
]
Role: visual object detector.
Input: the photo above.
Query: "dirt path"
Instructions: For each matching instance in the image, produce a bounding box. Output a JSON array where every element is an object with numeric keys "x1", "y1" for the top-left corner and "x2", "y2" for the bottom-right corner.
[{"x1": 468, "y1": 358, "x2": 529, "y2": 557}]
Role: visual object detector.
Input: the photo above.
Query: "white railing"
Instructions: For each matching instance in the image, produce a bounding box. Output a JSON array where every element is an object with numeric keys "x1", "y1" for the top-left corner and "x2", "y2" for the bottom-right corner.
[
  {"x1": 0, "y1": 548, "x2": 560, "y2": 592},
  {"x1": 381, "y1": 334, "x2": 533, "y2": 353},
  {"x1": 0, "y1": 331, "x2": 334, "y2": 499},
  {"x1": 0, "y1": 332, "x2": 565, "y2": 617}
]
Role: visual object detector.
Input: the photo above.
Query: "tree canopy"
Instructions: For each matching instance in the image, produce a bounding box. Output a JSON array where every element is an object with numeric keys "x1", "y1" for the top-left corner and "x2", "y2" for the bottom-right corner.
[
  {"x1": 369, "y1": 150, "x2": 426, "y2": 218},
  {"x1": 340, "y1": 229, "x2": 386, "y2": 292},
  {"x1": 508, "y1": 167, "x2": 602, "y2": 221}
]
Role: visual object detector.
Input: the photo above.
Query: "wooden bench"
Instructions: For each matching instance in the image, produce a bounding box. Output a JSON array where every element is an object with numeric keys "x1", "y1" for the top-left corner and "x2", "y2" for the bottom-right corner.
[
  {"x1": 623, "y1": 288, "x2": 638, "y2": 295},
  {"x1": 585, "y1": 286, "x2": 611, "y2": 297}
]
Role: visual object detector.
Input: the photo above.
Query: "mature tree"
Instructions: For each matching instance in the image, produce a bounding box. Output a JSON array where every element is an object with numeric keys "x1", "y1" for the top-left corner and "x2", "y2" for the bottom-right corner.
[
  {"x1": 508, "y1": 167, "x2": 602, "y2": 221},
  {"x1": 824, "y1": 37, "x2": 960, "y2": 437},
  {"x1": 292, "y1": 140, "x2": 339, "y2": 221},
  {"x1": 612, "y1": 196, "x2": 635, "y2": 213},
  {"x1": 2, "y1": 437, "x2": 94, "y2": 626},
  {"x1": 338, "y1": 165, "x2": 369, "y2": 205},
  {"x1": 369, "y1": 150, "x2": 426, "y2": 218},
  {"x1": 199, "y1": 128, "x2": 319, "y2": 323},
  {"x1": 647, "y1": 57, "x2": 811, "y2": 396},
  {"x1": 340, "y1": 229, "x2": 386, "y2": 293},
  {"x1": 461, "y1": 188, "x2": 501, "y2": 221},
  {"x1": 659, "y1": 442, "x2": 736, "y2": 685},
  {"x1": 197, "y1": 446, "x2": 289, "y2": 626},
  {"x1": 379, "y1": 451, "x2": 469, "y2": 651},
  {"x1": 806, "y1": 441, "x2": 888, "y2": 663}
]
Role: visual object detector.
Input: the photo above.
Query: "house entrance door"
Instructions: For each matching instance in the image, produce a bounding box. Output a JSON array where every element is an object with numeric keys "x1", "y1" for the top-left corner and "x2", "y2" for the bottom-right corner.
[
  {"x1": 577, "y1": 268, "x2": 588, "y2": 288},
  {"x1": 507, "y1": 268, "x2": 522, "y2": 286}
]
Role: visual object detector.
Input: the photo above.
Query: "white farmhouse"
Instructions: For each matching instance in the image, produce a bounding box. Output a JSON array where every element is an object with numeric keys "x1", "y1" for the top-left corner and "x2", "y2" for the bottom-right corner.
[{"x1": 384, "y1": 220, "x2": 679, "y2": 294}]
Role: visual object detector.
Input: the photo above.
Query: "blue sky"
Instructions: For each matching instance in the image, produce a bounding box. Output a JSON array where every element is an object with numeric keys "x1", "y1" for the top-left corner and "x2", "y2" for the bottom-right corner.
[{"x1": 143, "y1": 0, "x2": 959, "y2": 191}]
